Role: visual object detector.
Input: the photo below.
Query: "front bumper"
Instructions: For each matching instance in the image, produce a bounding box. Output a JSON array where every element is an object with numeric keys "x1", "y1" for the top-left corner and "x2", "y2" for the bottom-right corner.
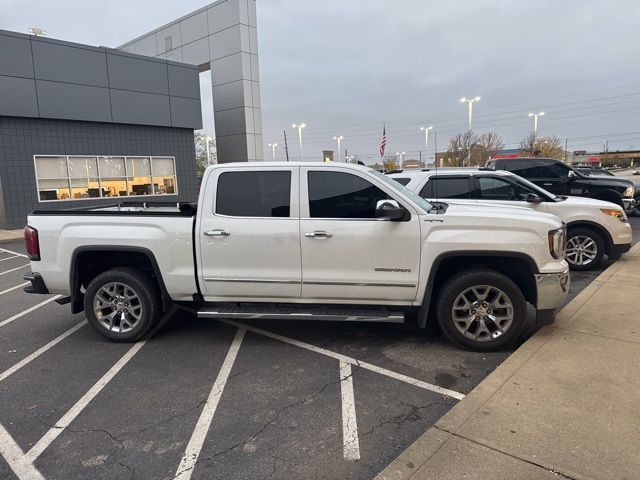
[
  {"x1": 534, "y1": 269, "x2": 570, "y2": 327},
  {"x1": 623, "y1": 198, "x2": 636, "y2": 213}
]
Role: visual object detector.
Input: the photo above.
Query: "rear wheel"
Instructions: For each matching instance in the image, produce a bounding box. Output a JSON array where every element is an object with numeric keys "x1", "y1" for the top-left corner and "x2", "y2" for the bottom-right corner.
[
  {"x1": 565, "y1": 228, "x2": 604, "y2": 271},
  {"x1": 84, "y1": 267, "x2": 161, "y2": 342},
  {"x1": 436, "y1": 270, "x2": 526, "y2": 351}
]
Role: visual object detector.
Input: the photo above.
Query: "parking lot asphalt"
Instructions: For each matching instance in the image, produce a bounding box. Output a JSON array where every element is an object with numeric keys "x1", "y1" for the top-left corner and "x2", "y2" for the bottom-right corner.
[{"x1": 1, "y1": 216, "x2": 639, "y2": 480}]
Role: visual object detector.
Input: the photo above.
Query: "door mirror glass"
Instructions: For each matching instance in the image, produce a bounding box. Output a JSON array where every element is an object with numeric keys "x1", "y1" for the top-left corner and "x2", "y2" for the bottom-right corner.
[
  {"x1": 375, "y1": 199, "x2": 405, "y2": 221},
  {"x1": 526, "y1": 193, "x2": 543, "y2": 203}
]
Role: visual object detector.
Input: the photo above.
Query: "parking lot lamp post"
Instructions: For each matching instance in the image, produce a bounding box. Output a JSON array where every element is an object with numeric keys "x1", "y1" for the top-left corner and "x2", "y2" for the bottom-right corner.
[
  {"x1": 333, "y1": 136, "x2": 344, "y2": 162},
  {"x1": 292, "y1": 123, "x2": 306, "y2": 161},
  {"x1": 528, "y1": 111, "x2": 545, "y2": 133},
  {"x1": 268, "y1": 143, "x2": 278, "y2": 161},
  {"x1": 420, "y1": 126, "x2": 433, "y2": 151},
  {"x1": 460, "y1": 96, "x2": 481, "y2": 130}
]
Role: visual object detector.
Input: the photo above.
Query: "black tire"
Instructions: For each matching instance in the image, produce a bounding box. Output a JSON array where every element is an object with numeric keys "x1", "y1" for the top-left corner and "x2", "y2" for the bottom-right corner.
[
  {"x1": 436, "y1": 269, "x2": 526, "y2": 351},
  {"x1": 565, "y1": 227, "x2": 605, "y2": 271},
  {"x1": 84, "y1": 267, "x2": 162, "y2": 342}
]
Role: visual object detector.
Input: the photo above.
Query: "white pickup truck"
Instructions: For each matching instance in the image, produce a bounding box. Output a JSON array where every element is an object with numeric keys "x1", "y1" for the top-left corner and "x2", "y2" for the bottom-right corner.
[{"x1": 23, "y1": 162, "x2": 569, "y2": 351}]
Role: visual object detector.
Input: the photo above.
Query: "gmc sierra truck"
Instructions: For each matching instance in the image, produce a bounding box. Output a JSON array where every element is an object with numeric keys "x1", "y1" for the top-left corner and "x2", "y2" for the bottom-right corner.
[{"x1": 23, "y1": 162, "x2": 569, "y2": 351}]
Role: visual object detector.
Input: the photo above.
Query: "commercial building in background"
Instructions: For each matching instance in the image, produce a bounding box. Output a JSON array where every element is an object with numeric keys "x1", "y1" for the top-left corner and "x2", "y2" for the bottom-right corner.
[
  {"x1": 0, "y1": 28, "x2": 202, "y2": 229},
  {"x1": 118, "y1": 0, "x2": 263, "y2": 163}
]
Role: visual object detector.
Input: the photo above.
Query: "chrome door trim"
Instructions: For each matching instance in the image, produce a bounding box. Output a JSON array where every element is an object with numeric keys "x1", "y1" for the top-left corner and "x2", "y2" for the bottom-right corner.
[
  {"x1": 204, "y1": 277, "x2": 301, "y2": 284},
  {"x1": 303, "y1": 281, "x2": 416, "y2": 288}
]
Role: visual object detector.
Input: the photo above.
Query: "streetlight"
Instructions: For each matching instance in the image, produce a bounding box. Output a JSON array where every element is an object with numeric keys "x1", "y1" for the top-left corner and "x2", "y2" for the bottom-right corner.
[
  {"x1": 292, "y1": 123, "x2": 306, "y2": 161},
  {"x1": 395, "y1": 151, "x2": 406, "y2": 169},
  {"x1": 268, "y1": 143, "x2": 278, "y2": 161},
  {"x1": 333, "y1": 136, "x2": 344, "y2": 162},
  {"x1": 205, "y1": 136, "x2": 213, "y2": 166},
  {"x1": 460, "y1": 96, "x2": 481, "y2": 130},
  {"x1": 420, "y1": 126, "x2": 433, "y2": 151},
  {"x1": 528, "y1": 111, "x2": 545, "y2": 133}
]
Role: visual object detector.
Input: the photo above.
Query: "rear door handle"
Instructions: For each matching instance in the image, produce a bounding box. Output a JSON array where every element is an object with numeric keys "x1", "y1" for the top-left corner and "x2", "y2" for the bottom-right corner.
[
  {"x1": 543, "y1": 183, "x2": 552, "y2": 186},
  {"x1": 204, "y1": 229, "x2": 230, "y2": 237},
  {"x1": 305, "y1": 230, "x2": 333, "y2": 239}
]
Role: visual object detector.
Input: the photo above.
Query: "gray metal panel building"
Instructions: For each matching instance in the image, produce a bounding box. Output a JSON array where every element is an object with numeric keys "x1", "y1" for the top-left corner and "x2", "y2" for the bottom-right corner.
[{"x1": 0, "y1": 29, "x2": 203, "y2": 229}]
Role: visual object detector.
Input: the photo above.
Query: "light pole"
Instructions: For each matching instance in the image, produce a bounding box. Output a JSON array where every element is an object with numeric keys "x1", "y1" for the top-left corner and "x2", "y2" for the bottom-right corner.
[
  {"x1": 528, "y1": 111, "x2": 545, "y2": 133},
  {"x1": 460, "y1": 96, "x2": 481, "y2": 130},
  {"x1": 292, "y1": 123, "x2": 306, "y2": 161},
  {"x1": 395, "y1": 151, "x2": 406, "y2": 169},
  {"x1": 333, "y1": 136, "x2": 344, "y2": 162},
  {"x1": 420, "y1": 126, "x2": 433, "y2": 151},
  {"x1": 268, "y1": 143, "x2": 278, "y2": 161},
  {"x1": 205, "y1": 136, "x2": 212, "y2": 166}
]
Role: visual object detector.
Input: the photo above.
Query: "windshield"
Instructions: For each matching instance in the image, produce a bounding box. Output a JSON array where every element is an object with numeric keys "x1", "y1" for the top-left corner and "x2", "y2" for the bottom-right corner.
[{"x1": 369, "y1": 169, "x2": 434, "y2": 212}]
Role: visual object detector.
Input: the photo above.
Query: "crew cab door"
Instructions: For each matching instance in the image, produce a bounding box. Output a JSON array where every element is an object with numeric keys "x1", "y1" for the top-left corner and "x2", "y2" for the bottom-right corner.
[
  {"x1": 197, "y1": 166, "x2": 301, "y2": 300},
  {"x1": 535, "y1": 159, "x2": 577, "y2": 196},
  {"x1": 299, "y1": 167, "x2": 421, "y2": 302}
]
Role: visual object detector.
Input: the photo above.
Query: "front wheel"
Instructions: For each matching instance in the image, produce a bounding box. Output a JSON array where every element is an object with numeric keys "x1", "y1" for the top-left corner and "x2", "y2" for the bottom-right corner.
[
  {"x1": 565, "y1": 228, "x2": 604, "y2": 271},
  {"x1": 436, "y1": 270, "x2": 526, "y2": 351},
  {"x1": 84, "y1": 267, "x2": 162, "y2": 342}
]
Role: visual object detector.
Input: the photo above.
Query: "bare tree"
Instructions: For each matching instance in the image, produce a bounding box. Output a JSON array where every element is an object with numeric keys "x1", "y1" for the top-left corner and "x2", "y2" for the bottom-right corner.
[
  {"x1": 520, "y1": 133, "x2": 564, "y2": 160},
  {"x1": 382, "y1": 156, "x2": 399, "y2": 172},
  {"x1": 446, "y1": 131, "x2": 476, "y2": 166},
  {"x1": 194, "y1": 134, "x2": 217, "y2": 176},
  {"x1": 477, "y1": 132, "x2": 504, "y2": 161}
]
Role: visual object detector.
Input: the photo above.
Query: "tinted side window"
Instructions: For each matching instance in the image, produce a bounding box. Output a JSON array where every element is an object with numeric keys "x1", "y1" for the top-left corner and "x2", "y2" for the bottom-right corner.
[
  {"x1": 538, "y1": 160, "x2": 569, "y2": 178},
  {"x1": 478, "y1": 177, "x2": 532, "y2": 201},
  {"x1": 308, "y1": 171, "x2": 391, "y2": 218},
  {"x1": 502, "y1": 160, "x2": 539, "y2": 178},
  {"x1": 392, "y1": 177, "x2": 411, "y2": 186},
  {"x1": 216, "y1": 171, "x2": 291, "y2": 217},
  {"x1": 426, "y1": 177, "x2": 471, "y2": 199}
]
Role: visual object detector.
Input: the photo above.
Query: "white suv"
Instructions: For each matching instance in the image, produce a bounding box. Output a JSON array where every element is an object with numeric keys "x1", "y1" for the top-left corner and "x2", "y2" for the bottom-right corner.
[{"x1": 389, "y1": 168, "x2": 632, "y2": 270}]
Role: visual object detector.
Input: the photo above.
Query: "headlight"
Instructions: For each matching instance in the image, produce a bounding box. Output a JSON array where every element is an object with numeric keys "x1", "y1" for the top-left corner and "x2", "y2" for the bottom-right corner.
[
  {"x1": 548, "y1": 227, "x2": 566, "y2": 260},
  {"x1": 600, "y1": 208, "x2": 628, "y2": 223},
  {"x1": 623, "y1": 186, "x2": 634, "y2": 198}
]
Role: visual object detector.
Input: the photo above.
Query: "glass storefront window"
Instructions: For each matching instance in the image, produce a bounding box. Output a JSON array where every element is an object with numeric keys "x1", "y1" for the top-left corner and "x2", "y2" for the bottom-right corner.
[{"x1": 34, "y1": 155, "x2": 178, "y2": 201}]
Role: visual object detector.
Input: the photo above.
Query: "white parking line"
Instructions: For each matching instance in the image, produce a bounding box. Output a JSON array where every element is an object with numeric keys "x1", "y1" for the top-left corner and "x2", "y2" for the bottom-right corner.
[
  {"x1": 0, "y1": 248, "x2": 27, "y2": 258},
  {"x1": 221, "y1": 320, "x2": 466, "y2": 401},
  {"x1": 0, "y1": 296, "x2": 62, "y2": 328},
  {"x1": 340, "y1": 361, "x2": 360, "y2": 461},
  {"x1": 0, "y1": 321, "x2": 87, "y2": 383},
  {"x1": 175, "y1": 327, "x2": 246, "y2": 480},
  {"x1": 25, "y1": 339, "x2": 147, "y2": 463},
  {"x1": 0, "y1": 282, "x2": 29, "y2": 296},
  {"x1": 0, "y1": 255, "x2": 19, "y2": 262},
  {"x1": 0, "y1": 422, "x2": 45, "y2": 480},
  {"x1": 0, "y1": 264, "x2": 29, "y2": 276}
]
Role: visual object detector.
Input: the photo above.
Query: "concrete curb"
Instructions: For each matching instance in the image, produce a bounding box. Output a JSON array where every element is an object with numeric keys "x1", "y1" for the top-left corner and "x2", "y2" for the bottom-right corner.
[
  {"x1": 0, "y1": 230, "x2": 23, "y2": 245},
  {"x1": 376, "y1": 241, "x2": 640, "y2": 480}
]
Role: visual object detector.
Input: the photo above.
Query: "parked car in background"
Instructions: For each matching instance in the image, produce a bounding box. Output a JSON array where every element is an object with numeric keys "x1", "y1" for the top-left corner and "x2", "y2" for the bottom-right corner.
[
  {"x1": 388, "y1": 168, "x2": 632, "y2": 270},
  {"x1": 23, "y1": 162, "x2": 570, "y2": 351},
  {"x1": 485, "y1": 157, "x2": 635, "y2": 212}
]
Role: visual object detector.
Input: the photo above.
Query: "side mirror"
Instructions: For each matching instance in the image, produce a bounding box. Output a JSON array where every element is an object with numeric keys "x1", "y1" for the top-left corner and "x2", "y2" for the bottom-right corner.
[
  {"x1": 376, "y1": 199, "x2": 406, "y2": 221},
  {"x1": 526, "y1": 193, "x2": 543, "y2": 203},
  {"x1": 568, "y1": 170, "x2": 577, "y2": 179}
]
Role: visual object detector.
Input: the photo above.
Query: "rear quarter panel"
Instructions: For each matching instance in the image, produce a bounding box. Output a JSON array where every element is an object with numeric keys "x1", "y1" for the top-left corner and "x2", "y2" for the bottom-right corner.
[{"x1": 27, "y1": 215, "x2": 197, "y2": 301}]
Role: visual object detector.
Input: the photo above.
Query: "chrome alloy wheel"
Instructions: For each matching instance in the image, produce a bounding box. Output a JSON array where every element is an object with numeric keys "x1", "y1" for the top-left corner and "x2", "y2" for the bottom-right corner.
[
  {"x1": 451, "y1": 285, "x2": 514, "y2": 342},
  {"x1": 565, "y1": 235, "x2": 597, "y2": 266},
  {"x1": 93, "y1": 282, "x2": 143, "y2": 333}
]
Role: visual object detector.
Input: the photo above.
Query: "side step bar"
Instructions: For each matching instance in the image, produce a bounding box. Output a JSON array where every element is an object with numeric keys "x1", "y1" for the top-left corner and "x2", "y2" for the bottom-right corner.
[{"x1": 197, "y1": 305, "x2": 405, "y2": 323}]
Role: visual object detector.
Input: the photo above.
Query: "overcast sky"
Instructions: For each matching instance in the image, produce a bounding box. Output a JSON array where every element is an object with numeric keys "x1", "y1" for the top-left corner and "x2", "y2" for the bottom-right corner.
[{"x1": 3, "y1": 0, "x2": 640, "y2": 163}]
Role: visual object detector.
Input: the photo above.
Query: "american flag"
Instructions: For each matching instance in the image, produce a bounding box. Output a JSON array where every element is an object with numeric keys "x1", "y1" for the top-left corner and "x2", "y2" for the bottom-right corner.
[{"x1": 379, "y1": 124, "x2": 387, "y2": 157}]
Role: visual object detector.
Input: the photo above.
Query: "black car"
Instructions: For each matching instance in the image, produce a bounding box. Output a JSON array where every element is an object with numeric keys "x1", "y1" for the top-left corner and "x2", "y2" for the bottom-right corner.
[{"x1": 485, "y1": 157, "x2": 635, "y2": 211}]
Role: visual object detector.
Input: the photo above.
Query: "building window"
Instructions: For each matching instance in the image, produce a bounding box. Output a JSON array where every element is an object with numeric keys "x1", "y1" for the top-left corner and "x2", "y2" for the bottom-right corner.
[{"x1": 34, "y1": 155, "x2": 178, "y2": 202}]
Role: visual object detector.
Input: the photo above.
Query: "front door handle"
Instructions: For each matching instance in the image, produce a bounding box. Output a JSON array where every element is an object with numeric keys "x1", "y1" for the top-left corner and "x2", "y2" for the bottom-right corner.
[
  {"x1": 305, "y1": 230, "x2": 333, "y2": 239},
  {"x1": 204, "y1": 229, "x2": 230, "y2": 237},
  {"x1": 543, "y1": 183, "x2": 552, "y2": 186}
]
